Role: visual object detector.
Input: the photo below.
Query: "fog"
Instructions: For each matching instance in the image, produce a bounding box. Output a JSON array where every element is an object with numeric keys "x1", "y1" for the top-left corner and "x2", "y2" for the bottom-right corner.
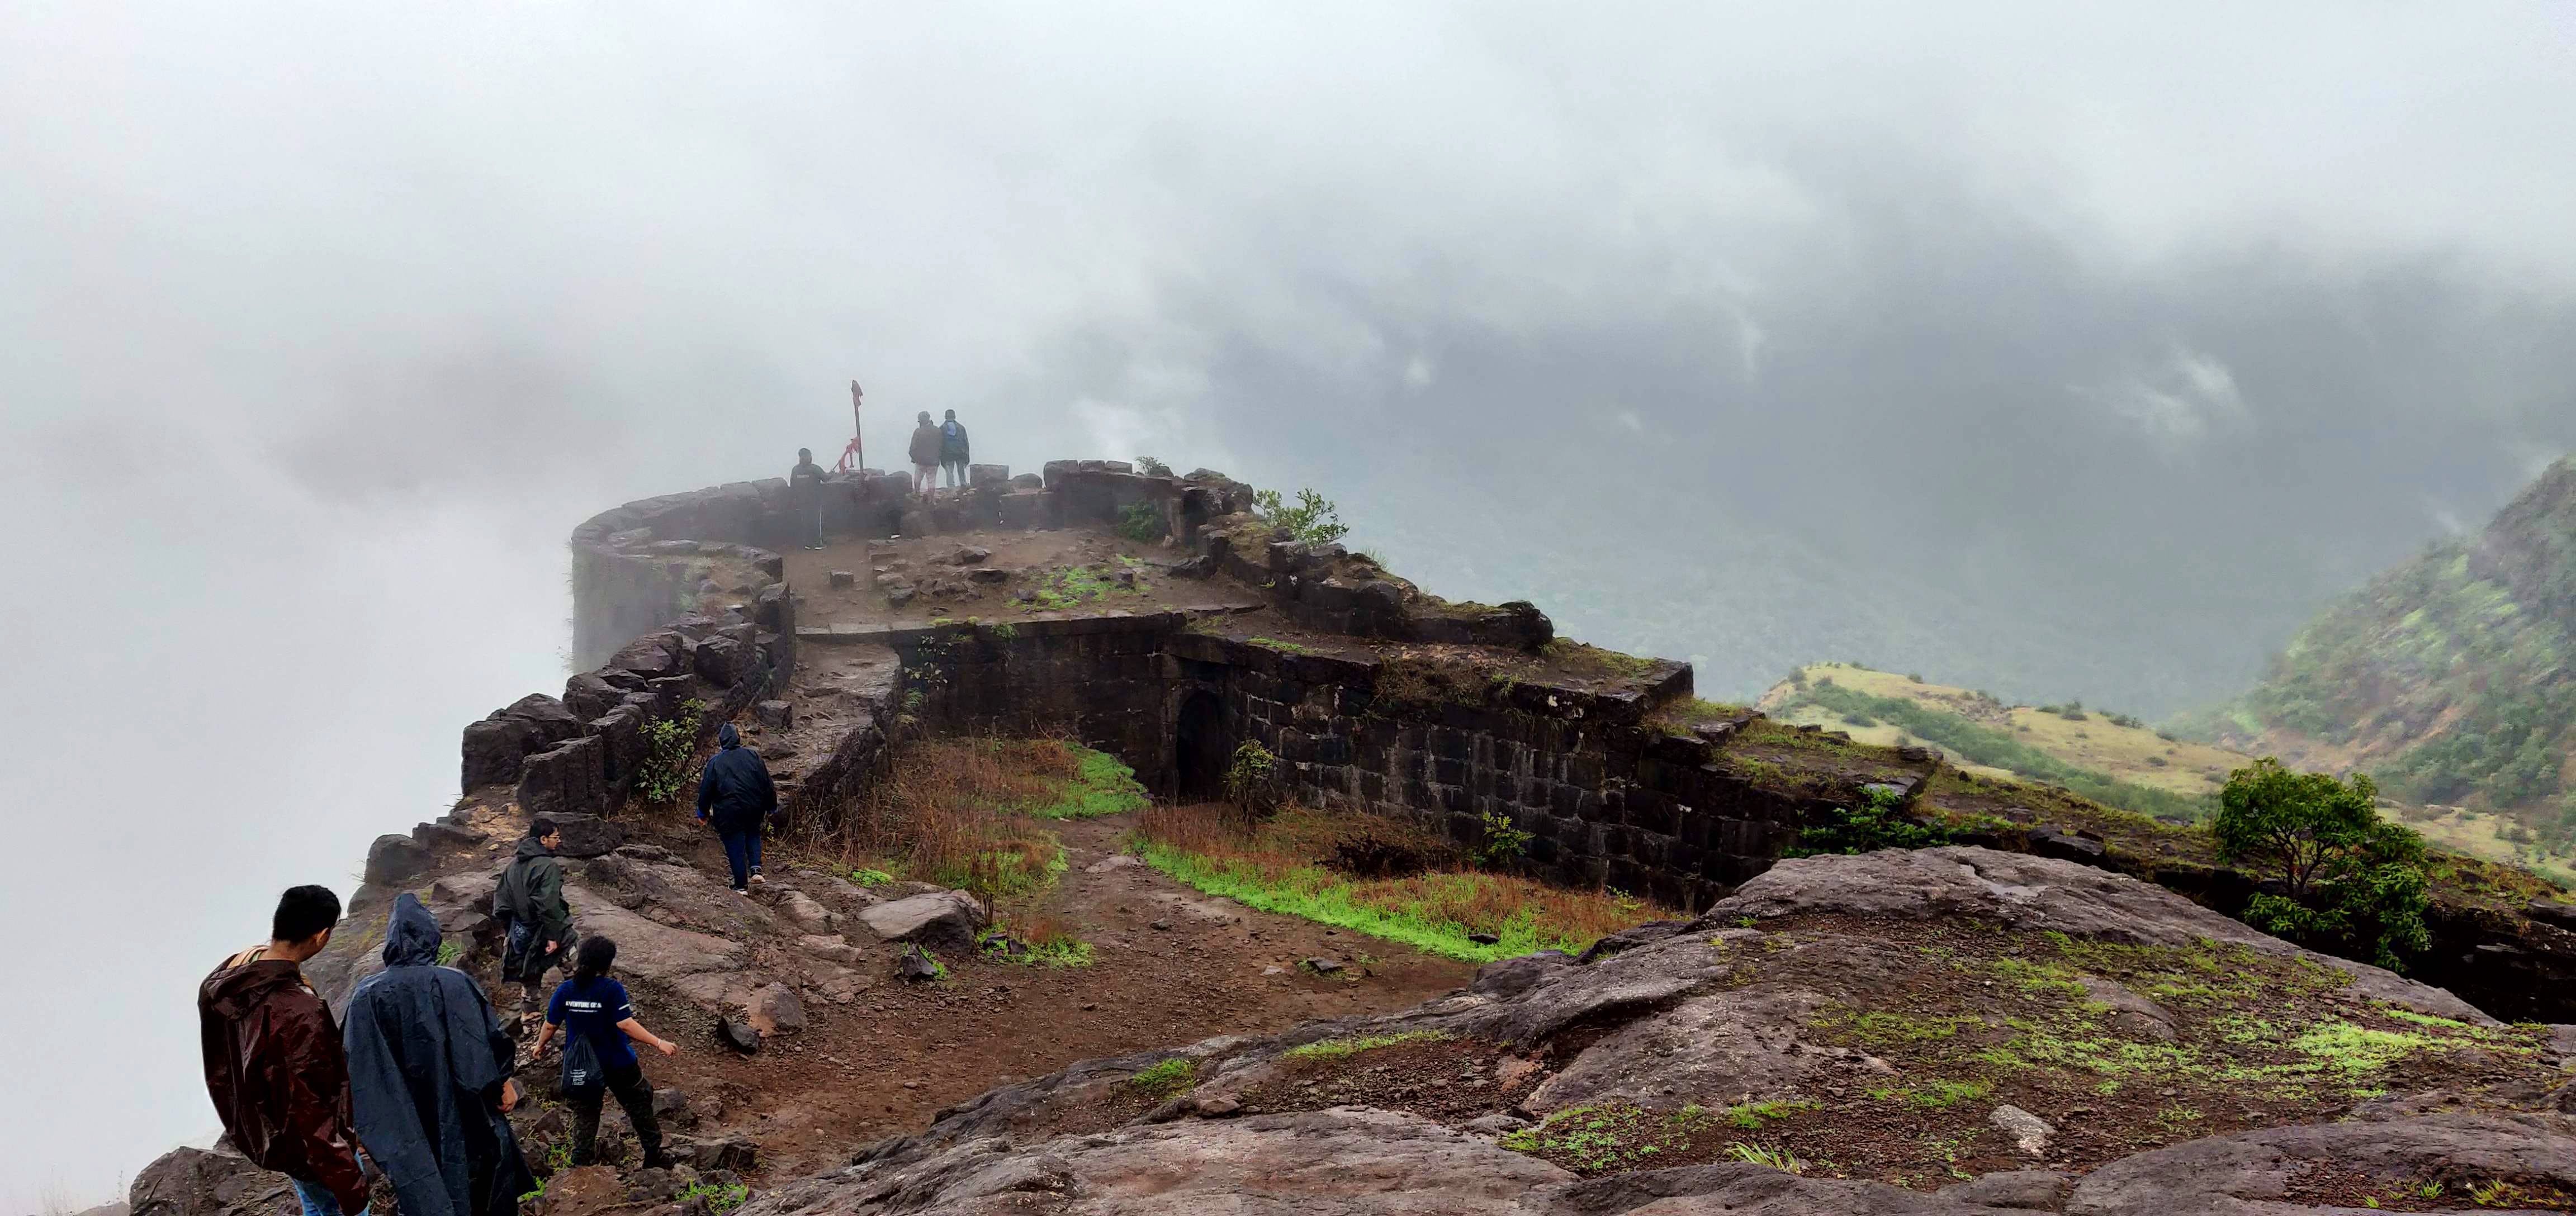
[{"x1": 6, "y1": 4, "x2": 2575, "y2": 1206}]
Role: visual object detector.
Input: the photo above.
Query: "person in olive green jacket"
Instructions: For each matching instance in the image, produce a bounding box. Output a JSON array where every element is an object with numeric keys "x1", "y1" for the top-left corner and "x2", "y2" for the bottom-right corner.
[{"x1": 492, "y1": 818, "x2": 575, "y2": 1023}]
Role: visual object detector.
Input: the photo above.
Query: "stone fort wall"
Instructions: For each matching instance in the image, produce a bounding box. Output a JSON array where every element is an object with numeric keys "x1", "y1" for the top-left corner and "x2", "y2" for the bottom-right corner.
[{"x1": 390, "y1": 460, "x2": 2573, "y2": 1021}]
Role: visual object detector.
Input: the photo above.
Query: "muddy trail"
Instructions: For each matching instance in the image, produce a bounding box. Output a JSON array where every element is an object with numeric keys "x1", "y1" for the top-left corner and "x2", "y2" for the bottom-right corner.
[{"x1": 559, "y1": 801, "x2": 1476, "y2": 1184}]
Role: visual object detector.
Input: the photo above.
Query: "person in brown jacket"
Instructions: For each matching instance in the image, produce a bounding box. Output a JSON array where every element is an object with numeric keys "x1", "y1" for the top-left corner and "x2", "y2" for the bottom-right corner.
[
  {"x1": 907, "y1": 411, "x2": 942, "y2": 500},
  {"x1": 201, "y1": 885, "x2": 372, "y2": 1216}
]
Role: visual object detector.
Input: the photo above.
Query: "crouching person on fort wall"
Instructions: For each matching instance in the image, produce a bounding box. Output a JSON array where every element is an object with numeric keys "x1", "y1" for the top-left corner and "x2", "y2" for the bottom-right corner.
[
  {"x1": 533, "y1": 937, "x2": 678, "y2": 1170},
  {"x1": 199, "y1": 885, "x2": 374, "y2": 1216},
  {"x1": 345, "y1": 894, "x2": 536, "y2": 1216}
]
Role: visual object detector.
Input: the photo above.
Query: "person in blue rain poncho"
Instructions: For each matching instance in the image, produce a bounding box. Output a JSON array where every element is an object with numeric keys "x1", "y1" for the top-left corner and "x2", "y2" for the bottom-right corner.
[{"x1": 342, "y1": 894, "x2": 536, "y2": 1216}]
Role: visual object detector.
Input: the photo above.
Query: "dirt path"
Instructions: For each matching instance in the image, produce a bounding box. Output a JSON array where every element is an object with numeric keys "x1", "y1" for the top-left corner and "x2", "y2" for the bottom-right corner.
[{"x1": 623, "y1": 805, "x2": 1476, "y2": 1182}]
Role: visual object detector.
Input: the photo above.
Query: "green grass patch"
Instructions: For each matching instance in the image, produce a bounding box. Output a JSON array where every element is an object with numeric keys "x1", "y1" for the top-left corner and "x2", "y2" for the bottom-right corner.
[
  {"x1": 1828, "y1": 1009, "x2": 1981, "y2": 1044},
  {"x1": 927, "y1": 837, "x2": 1068, "y2": 900},
  {"x1": 1127, "y1": 1057, "x2": 1196, "y2": 1098},
  {"x1": 1868, "y1": 1078, "x2": 1991, "y2": 1108},
  {"x1": 1016, "y1": 745, "x2": 1149, "y2": 819},
  {"x1": 1501, "y1": 1101, "x2": 1813, "y2": 1176},
  {"x1": 984, "y1": 933, "x2": 1096, "y2": 968},
  {"x1": 1281, "y1": 1030, "x2": 1453, "y2": 1062},
  {"x1": 675, "y1": 1181, "x2": 749, "y2": 1215},
  {"x1": 1139, "y1": 843, "x2": 1586, "y2": 963},
  {"x1": 1249, "y1": 636, "x2": 1313, "y2": 655},
  {"x1": 1027, "y1": 563, "x2": 1147, "y2": 611}
]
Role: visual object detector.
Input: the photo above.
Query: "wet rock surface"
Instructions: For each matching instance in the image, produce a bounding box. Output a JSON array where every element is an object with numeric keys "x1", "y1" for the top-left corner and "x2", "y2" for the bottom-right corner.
[{"x1": 758, "y1": 848, "x2": 2576, "y2": 1214}]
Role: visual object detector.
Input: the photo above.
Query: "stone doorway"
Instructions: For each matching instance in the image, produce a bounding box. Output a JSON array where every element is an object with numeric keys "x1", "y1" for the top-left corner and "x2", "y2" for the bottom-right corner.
[{"x1": 1173, "y1": 690, "x2": 1228, "y2": 801}]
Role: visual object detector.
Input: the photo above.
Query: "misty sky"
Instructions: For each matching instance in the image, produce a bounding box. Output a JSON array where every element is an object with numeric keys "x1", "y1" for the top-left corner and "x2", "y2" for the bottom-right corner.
[{"x1": 7, "y1": 4, "x2": 2576, "y2": 1207}]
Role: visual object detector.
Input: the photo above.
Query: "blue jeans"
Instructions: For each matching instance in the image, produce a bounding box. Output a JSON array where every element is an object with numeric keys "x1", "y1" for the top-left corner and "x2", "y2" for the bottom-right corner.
[
  {"x1": 292, "y1": 1168, "x2": 366, "y2": 1216},
  {"x1": 720, "y1": 828, "x2": 763, "y2": 890}
]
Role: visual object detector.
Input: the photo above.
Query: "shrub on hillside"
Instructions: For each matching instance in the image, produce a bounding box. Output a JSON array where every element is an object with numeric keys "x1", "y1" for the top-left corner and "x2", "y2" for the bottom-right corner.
[
  {"x1": 1254, "y1": 487, "x2": 1348, "y2": 544},
  {"x1": 1116, "y1": 500, "x2": 1164, "y2": 543},
  {"x1": 632, "y1": 698, "x2": 707, "y2": 805},
  {"x1": 1224, "y1": 740, "x2": 1284, "y2": 815},
  {"x1": 1133, "y1": 455, "x2": 1174, "y2": 477},
  {"x1": 1785, "y1": 785, "x2": 1951, "y2": 857},
  {"x1": 2215, "y1": 758, "x2": 2431, "y2": 970}
]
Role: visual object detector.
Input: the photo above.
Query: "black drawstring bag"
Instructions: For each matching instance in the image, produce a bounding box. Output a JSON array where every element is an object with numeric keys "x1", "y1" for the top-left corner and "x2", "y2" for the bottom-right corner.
[{"x1": 560, "y1": 1025, "x2": 606, "y2": 1095}]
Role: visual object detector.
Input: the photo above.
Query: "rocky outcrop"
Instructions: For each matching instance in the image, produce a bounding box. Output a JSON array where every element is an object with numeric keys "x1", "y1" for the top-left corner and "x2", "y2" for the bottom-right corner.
[
  {"x1": 758, "y1": 848, "x2": 2576, "y2": 1214},
  {"x1": 2064, "y1": 1114, "x2": 2576, "y2": 1214},
  {"x1": 855, "y1": 891, "x2": 987, "y2": 954},
  {"x1": 129, "y1": 1147, "x2": 298, "y2": 1216}
]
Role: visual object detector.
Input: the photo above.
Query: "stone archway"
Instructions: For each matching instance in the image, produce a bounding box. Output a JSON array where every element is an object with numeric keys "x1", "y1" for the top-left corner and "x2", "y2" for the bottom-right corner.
[{"x1": 1173, "y1": 689, "x2": 1229, "y2": 801}]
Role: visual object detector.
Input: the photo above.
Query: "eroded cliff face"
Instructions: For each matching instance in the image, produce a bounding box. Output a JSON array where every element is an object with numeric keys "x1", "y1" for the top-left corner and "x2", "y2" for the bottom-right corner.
[{"x1": 741, "y1": 849, "x2": 2576, "y2": 1216}]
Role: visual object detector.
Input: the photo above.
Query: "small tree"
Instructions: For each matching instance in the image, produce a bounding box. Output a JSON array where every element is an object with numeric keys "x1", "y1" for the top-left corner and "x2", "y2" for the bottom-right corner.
[
  {"x1": 1253, "y1": 487, "x2": 1349, "y2": 545},
  {"x1": 1133, "y1": 455, "x2": 1174, "y2": 477},
  {"x1": 1223, "y1": 740, "x2": 1284, "y2": 816},
  {"x1": 2214, "y1": 758, "x2": 2431, "y2": 970}
]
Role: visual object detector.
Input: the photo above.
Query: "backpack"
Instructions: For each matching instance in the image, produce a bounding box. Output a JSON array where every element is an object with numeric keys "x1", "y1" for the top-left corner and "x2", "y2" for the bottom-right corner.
[{"x1": 560, "y1": 1022, "x2": 607, "y2": 1095}]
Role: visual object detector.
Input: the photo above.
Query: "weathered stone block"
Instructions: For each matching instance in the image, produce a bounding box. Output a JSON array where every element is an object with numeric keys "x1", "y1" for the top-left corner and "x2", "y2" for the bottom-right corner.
[
  {"x1": 694, "y1": 634, "x2": 751, "y2": 688},
  {"x1": 542, "y1": 812, "x2": 626, "y2": 858},
  {"x1": 461, "y1": 715, "x2": 537, "y2": 790},
  {"x1": 563, "y1": 671, "x2": 627, "y2": 722},
  {"x1": 591, "y1": 704, "x2": 648, "y2": 788},
  {"x1": 364, "y1": 833, "x2": 432, "y2": 886},
  {"x1": 518, "y1": 735, "x2": 606, "y2": 820},
  {"x1": 610, "y1": 631, "x2": 686, "y2": 678}
]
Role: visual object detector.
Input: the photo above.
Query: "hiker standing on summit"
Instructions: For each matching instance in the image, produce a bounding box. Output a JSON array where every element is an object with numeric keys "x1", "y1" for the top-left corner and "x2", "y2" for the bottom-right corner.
[
  {"x1": 907, "y1": 411, "x2": 943, "y2": 500},
  {"x1": 788, "y1": 446, "x2": 827, "y2": 550},
  {"x1": 200, "y1": 885, "x2": 373, "y2": 1216},
  {"x1": 493, "y1": 818, "x2": 575, "y2": 1025},
  {"x1": 938, "y1": 408, "x2": 970, "y2": 490},
  {"x1": 695, "y1": 722, "x2": 778, "y2": 894},
  {"x1": 344, "y1": 894, "x2": 536, "y2": 1216}
]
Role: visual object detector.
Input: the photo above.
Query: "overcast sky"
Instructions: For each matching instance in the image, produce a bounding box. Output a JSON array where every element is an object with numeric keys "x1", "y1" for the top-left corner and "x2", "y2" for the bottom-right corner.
[{"x1": 7, "y1": 4, "x2": 2576, "y2": 1207}]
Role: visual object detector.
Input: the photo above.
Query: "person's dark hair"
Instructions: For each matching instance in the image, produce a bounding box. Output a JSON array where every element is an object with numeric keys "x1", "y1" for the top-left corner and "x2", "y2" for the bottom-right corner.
[
  {"x1": 574, "y1": 936, "x2": 617, "y2": 983},
  {"x1": 271, "y1": 885, "x2": 342, "y2": 944},
  {"x1": 531, "y1": 816, "x2": 558, "y2": 840},
  {"x1": 799, "y1": 446, "x2": 812, "y2": 460}
]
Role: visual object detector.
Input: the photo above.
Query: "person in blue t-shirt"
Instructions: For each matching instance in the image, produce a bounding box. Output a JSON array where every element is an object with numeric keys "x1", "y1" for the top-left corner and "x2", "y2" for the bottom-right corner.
[{"x1": 533, "y1": 937, "x2": 678, "y2": 1169}]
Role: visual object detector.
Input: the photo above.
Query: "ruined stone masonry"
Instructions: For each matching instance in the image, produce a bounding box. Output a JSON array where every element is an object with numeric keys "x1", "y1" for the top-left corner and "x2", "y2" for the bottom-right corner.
[{"x1": 409, "y1": 455, "x2": 2571, "y2": 1019}]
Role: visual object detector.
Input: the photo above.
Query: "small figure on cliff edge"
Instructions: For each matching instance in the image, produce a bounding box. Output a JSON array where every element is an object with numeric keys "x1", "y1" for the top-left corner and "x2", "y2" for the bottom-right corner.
[
  {"x1": 493, "y1": 818, "x2": 576, "y2": 1028},
  {"x1": 200, "y1": 885, "x2": 374, "y2": 1216},
  {"x1": 344, "y1": 894, "x2": 536, "y2": 1216},
  {"x1": 532, "y1": 936, "x2": 679, "y2": 1170},
  {"x1": 789, "y1": 446, "x2": 827, "y2": 551},
  {"x1": 695, "y1": 721, "x2": 779, "y2": 894},
  {"x1": 939, "y1": 408, "x2": 970, "y2": 491},
  {"x1": 908, "y1": 411, "x2": 943, "y2": 500}
]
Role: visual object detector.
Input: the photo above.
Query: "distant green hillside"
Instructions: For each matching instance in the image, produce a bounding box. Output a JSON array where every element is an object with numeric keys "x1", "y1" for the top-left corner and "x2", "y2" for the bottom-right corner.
[
  {"x1": 1758, "y1": 664, "x2": 2224, "y2": 823},
  {"x1": 2178, "y1": 458, "x2": 2576, "y2": 860}
]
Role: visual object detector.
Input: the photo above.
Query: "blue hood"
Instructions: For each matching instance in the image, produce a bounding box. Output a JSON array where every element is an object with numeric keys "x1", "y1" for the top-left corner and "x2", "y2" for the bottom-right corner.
[{"x1": 382, "y1": 892, "x2": 443, "y2": 967}]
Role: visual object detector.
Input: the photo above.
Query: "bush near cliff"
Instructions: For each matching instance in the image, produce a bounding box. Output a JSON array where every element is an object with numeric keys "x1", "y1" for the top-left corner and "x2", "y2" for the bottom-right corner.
[{"x1": 2215, "y1": 759, "x2": 2431, "y2": 971}]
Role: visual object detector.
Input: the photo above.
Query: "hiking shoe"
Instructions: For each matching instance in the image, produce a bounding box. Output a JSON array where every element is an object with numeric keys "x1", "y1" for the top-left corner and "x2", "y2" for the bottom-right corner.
[
  {"x1": 750, "y1": 873, "x2": 768, "y2": 886},
  {"x1": 731, "y1": 886, "x2": 749, "y2": 895}
]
